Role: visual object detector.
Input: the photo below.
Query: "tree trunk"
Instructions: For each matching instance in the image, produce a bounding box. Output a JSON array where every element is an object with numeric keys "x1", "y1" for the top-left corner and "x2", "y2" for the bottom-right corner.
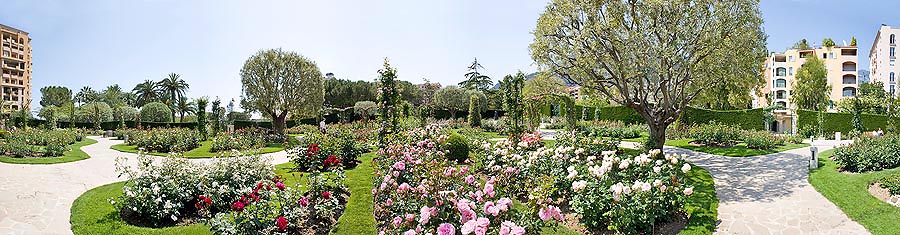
[
  {"x1": 273, "y1": 113, "x2": 287, "y2": 134},
  {"x1": 647, "y1": 122, "x2": 667, "y2": 150},
  {"x1": 450, "y1": 110, "x2": 457, "y2": 119}
]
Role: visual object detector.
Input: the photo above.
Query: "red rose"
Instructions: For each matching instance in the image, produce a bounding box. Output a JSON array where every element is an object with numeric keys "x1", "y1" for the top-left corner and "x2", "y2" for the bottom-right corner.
[
  {"x1": 275, "y1": 216, "x2": 288, "y2": 231},
  {"x1": 322, "y1": 191, "x2": 331, "y2": 199},
  {"x1": 203, "y1": 196, "x2": 212, "y2": 204},
  {"x1": 232, "y1": 201, "x2": 245, "y2": 212}
]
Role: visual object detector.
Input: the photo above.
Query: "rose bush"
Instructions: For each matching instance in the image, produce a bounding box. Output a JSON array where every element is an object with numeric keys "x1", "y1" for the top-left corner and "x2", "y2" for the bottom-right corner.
[
  {"x1": 123, "y1": 128, "x2": 201, "y2": 153},
  {"x1": 373, "y1": 125, "x2": 562, "y2": 235},
  {"x1": 111, "y1": 153, "x2": 272, "y2": 227},
  {"x1": 0, "y1": 128, "x2": 85, "y2": 158},
  {"x1": 290, "y1": 126, "x2": 367, "y2": 171}
]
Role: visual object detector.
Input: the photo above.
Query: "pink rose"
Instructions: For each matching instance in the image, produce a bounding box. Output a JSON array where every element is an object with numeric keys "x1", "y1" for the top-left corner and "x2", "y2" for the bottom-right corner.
[
  {"x1": 419, "y1": 206, "x2": 436, "y2": 224},
  {"x1": 483, "y1": 201, "x2": 500, "y2": 216},
  {"x1": 496, "y1": 198, "x2": 512, "y2": 212},
  {"x1": 404, "y1": 230, "x2": 416, "y2": 235},
  {"x1": 386, "y1": 198, "x2": 393, "y2": 206},
  {"x1": 437, "y1": 223, "x2": 456, "y2": 235},
  {"x1": 500, "y1": 221, "x2": 526, "y2": 235},
  {"x1": 393, "y1": 161, "x2": 406, "y2": 170},
  {"x1": 392, "y1": 216, "x2": 403, "y2": 227},
  {"x1": 299, "y1": 197, "x2": 309, "y2": 207},
  {"x1": 275, "y1": 181, "x2": 285, "y2": 190},
  {"x1": 465, "y1": 175, "x2": 476, "y2": 184},
  {"x1": 483, "y1": 183, "x2": 496, "y2": 198}
]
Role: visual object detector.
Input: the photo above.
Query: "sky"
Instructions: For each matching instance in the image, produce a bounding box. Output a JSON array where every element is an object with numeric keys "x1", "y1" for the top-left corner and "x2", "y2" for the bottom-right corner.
[{"x1": 2, "y1": 0, "x2": 900, "y2": 111}]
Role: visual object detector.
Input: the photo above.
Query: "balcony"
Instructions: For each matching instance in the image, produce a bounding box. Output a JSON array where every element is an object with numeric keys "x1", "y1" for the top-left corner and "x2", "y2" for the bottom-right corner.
[
  {"x1": 842, "y1": 62, "x2": 857, "y2": 72},
  {"x1": 843, "y1": 74, "x2": 857, "y2": 84}
]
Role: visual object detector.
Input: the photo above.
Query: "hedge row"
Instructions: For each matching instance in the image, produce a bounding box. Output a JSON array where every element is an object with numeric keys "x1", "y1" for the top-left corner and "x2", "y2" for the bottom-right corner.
[
  {"x1": 566, "y1": 105, "x2": 766, "y2": 130},
  {"x1": 796, "y1": 109, "x2": 897, "y2": 135}
]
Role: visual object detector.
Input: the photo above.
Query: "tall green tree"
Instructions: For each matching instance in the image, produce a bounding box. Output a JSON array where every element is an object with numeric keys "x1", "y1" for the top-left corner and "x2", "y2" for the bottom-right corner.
[
  {"x1": 850, "y1": 36, "x2": 858, "y2": 47},
  {"x1": 211, "y1": 98, "x2": 223, "y2": 136},
  {"x1": 791, "y1": 56, "x2": 831, "y2": 111},
  {"x1": 39, "y1": 86, "x2": 72, "y2": 108},
  {"x1": 791, "y1": 38, "x2": 811, "y2": 50},
  {"x1": 353, "y1": 101, "x2": 377, "y2": 121},
  {"x1": 434, "y1": 86, "x2": 471, "y2": 119},
  {"x1": 468, "y1": 94, "x2": 482, "y2": 127},
  {"x1": 523, "y1": 72, "x2": 567, "y2": 99},
  {"x1": 75, "y1": 86, "x2": 99, "y2": 106},
  {"x1": 196, "y1": 97, "x2": 209, "y2": 140},
  {"x1": 174, "y1": 97, "x2": 197, "y2": 122},
  {"x1": 132, "y1": 80, "x2": 160, "y2": 108},
  {"x1": 240, "y1": 49, "x2": 324, "y2": 134},
  {"x1": 101, "y1": 85, "x2": 127, "y2": 108},
  {"x1": 156, "y1": 73, "x2": 190, "y2": 122},
  {"x1": 531, "y1": 0, "x2": 767, "y2": 149},
  {"x1": 500, "y1": 72, "x2": 526, "y2": 135},
  {"x1": 459, "y1": 58, "x2": 493, "y2": 91},
  {"x1": 377, "y1": 59, "x2": 402, "y2": 144},
  {"x1": 822, "y1": 38, "x2": 836, "y2": 48}
]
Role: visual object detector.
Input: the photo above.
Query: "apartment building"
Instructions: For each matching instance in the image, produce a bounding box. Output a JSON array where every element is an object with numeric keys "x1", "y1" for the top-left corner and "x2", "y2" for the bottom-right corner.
[
  {"x1": 869, "y1": 24, "x2": 900, "y2": 95},
  {"x1": 0, "y1": 24, "x2": 31, "y2": 111},
  {"x1": 755, "y1": 43, "x2": 859, "y2": 133}
]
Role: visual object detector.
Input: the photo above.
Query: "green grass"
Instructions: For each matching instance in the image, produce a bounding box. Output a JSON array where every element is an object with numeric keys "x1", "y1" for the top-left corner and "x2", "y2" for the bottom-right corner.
[
  {"x1": 110, "y1": 141, "x2": 285, "y2": 158},
  {"x1": 809, "y1": 150, "x2": 900, "y2": 235},
  {"x1": 665, "y1": 139, "x2": 810, "y2": 157},
  {"x1": 0, "y1": 138, "x2": 98, "y2": 164},
  {"x1": 679, "y1": 164, "x2": 718, "y2": 235},
  {"x1": 70, "y1": 182, "x2": 210, "y2": 235}
]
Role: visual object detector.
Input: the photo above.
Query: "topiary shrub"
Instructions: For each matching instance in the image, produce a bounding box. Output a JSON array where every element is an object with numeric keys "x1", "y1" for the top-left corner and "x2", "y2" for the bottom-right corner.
[
  {"x1": 140, "y1": 102, "x2": 173, "y2": 123},
  {"x1": 443, "y1": 133, "x2": 469, "y2": 163}
]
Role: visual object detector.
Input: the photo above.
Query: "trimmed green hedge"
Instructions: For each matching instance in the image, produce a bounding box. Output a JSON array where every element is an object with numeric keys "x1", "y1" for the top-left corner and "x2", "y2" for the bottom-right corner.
[
  {"x1": 680, "y1": 107, "x2": 765, "y2": 131},
  {"x1": 797, "y1": 109, "x2": 896, "y2": 135}
]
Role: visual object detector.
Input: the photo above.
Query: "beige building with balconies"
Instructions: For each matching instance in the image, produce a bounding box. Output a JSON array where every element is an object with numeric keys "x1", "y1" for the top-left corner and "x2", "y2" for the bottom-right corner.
[
  {"x1": 754, "y1": 43, "x2": 859, "y2": 133},
  {"x1": 1, "y1": 24, "x2": 31, "y2": 111},
  {"x1": 869, "y1": 24, "x2": 900, "y2": 95}
]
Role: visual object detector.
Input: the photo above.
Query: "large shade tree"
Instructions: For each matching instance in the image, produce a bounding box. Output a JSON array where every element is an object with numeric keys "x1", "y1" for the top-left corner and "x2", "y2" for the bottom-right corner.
[
  {"x1": 531, "y1": 0, "x2": 767, "y2": 149},
  {"x1": 434, "y1": 86, "x2": 472, "y2": 119},
  {"x1": 458, "y1": 58, "x2": 493, "y2": 91},
  {"x1": 240, "y1": 49, "x2": 325, "y2": 134},
  {"x1": 39, "y1": 86, "x2": 73, "y2": 108},
  {"x1": 75, "y1": 86, "x2": 99, "y2": 106}
]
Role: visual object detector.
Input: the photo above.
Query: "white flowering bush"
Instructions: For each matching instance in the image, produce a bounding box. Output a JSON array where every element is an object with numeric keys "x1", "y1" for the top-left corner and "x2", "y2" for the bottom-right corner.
[
  {"x1": 567, "y1": 149, "x2": 693, "y2": 233},
  {"x1": 112, "y1": 153, "x2": 273, "y2": 227}
]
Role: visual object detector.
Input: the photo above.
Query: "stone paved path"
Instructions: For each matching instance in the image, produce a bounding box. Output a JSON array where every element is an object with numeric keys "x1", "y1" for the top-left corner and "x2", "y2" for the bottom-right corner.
[
  {"x1": 657, "y1": 140, "x2": 870, "y2": 235},
  {"x1": 0, "y1": 136, "x2": 290, "y2": 235}
]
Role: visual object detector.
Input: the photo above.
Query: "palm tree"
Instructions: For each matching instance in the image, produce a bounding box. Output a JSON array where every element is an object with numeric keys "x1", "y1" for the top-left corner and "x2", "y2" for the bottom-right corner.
[
  {"x1": 175, "y1": 97, "x2": 197, "y2": 122},
  {"x1": 74, "y1": 86, "x2": 97, "y2": 106},
  {"x1": 132, "y1": 80, "x2": 160, "y2": 108},
  {"x1": 156, "y1": 73, "x2": 190, "y2": 122}
]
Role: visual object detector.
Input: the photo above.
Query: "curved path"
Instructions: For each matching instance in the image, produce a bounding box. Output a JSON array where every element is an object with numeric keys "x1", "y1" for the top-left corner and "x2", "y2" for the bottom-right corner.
[
  {"x1": 655, "y1": 140, "x2": 869, "y2": 235},
  {"x1": 0, "y1": 136, "x2": 290, "y2": 235}
]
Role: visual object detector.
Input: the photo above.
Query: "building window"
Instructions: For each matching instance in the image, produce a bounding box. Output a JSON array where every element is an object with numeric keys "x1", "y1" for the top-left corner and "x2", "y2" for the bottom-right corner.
[
  {"x1": 776, "y1": 79, "x2": 787, "y2": 88},
  {"x1": 823, "y1": 53, "x2": 827, "y2": 59},
  {"x1": 789, "y1": 67, "x2": 793, "y2": 75},
  {"x1": 892, "y1": 34, "x2": 897, "y2": 44},
  {"x1": 776, "y1": 67, "x2": 786, "y2": 76},
  {"x1": 829, "y1": 52, "x2": 835, "y2": 59},
  {"x1": 776, "y1": 90, "x2": 787, "y2": 99},
  {"x1": 842, "y1": 87, "x2": 856, "y2": 97},
  {"x1": 892, "y1": 47, "x2": 896, "y2": 58},
  {"x1": 891, "y1": 85, "x2": 896, "y2": 95},
  {"x1": 892, "y1": 72, "x2": 896, "y2": 83},
  {"x1": 842, "y1": 75, "x2": 856, "y2": 84},
  {"x1": 788, "y1": 56, "x2": 794, "y2": 62}
]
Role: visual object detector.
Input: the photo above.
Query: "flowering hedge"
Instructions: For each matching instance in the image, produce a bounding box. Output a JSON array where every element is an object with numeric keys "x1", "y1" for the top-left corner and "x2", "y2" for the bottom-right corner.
[
  {"x1": 833, "y1": 135, "x2": 900, "y2": 172},
  {"x1": 0, "y1": 128, "x2": 85, "y2": 158},
  {"x1": 111, "y1": 153, "x2": 272, "y2": 226},
  {"x1": 373, "y1": 125, "x2": 562, "y2": 235},
  {"x1": 122, "y1": 128, "x2": 201, "y2": 153},
  {"x1": 472, "y1": 128, "x2": 694, "y2": 233}
]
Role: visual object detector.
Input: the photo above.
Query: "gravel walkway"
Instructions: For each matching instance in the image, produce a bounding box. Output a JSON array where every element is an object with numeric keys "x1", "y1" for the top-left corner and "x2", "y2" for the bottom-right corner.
[
  {"x1": 659, "y1": 140, "x2": 870, "y2": 235},
  {"x1": 0, "y1": 136, "x2": 290, "y2": 235}
]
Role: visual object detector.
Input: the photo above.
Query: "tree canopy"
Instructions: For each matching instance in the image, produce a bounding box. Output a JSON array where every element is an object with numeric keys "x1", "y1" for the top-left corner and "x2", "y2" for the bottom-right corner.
[
  {"x1": 791, "y1": 39, "x2": 811, "y2": 50},
  {"x1": 39, "y1": 86, "x2": 72, "y2": 108},
  {"x1": 530, "y1": 0, "x2": 767, "y2": 149},
  {"x1": 458, "y1": 58, "x2": 493, "y2": 91},
  {"x1": 240, "y1": 49, "x2": 324, "y2": 133},
  {"x1": 791, "y1": 56, "x2": 831, "y2": 111},
  {"x1": 523, "y1": 72, "x2": 567, "y2": 99},
  {"x1": 434, "y1": 86, "x2": 476, "y2": 119}
]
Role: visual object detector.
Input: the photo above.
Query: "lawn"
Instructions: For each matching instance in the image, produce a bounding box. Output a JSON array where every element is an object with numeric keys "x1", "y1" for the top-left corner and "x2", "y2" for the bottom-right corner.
[
  {"x1": 808, "y1": 150, "x2": 900, "y2": 235},
  {"x1": 665, "y1": 139, "x2": 809, "y2": 157},
  {"x1": 110, "y1": 141, "x2": 285, "y2": 158},
  {"x1": 70, "y1": 182, "x2": 210, "y2": 235},
  {"x1": 0, "y1": 138, "x2": 98, "y2": 164}
]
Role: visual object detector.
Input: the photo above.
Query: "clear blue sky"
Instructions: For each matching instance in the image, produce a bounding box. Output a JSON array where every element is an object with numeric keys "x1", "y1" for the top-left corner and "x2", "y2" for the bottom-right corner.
[{"x1": 2, "y1": 0, "x2": 898, "y2": 110}]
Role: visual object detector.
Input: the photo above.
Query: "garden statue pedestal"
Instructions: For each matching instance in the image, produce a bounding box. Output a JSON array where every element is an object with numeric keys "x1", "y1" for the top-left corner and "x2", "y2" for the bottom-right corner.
[{"x1": 835, "y1": 132, "x2": 841, "y2": 141}]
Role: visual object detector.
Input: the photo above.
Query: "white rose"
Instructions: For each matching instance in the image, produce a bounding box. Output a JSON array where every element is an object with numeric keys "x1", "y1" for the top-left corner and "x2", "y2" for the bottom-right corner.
[{"x1": 681, "y1": 164, "x2": 692, "y2": 173}]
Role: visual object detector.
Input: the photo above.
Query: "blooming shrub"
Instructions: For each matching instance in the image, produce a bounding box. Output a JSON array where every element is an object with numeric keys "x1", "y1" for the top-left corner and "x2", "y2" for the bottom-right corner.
[
  {"x1": 480, "y1": 118, "x2": 507, "y2": 133},
  {"x1": 742, "y1": 130, "x2": 784, "y2": 150},
  {"x1": 125, "y1": 128, "x2": 201, "y2": 153},
  {"x1": 290, "y1": 126, "x2": 367, "y2": 171},
  {"x1": 373, "y1": 125, "x2": 562, "y2": 235},
  {"x1": 0, "y1": 128, "x2": 84, "y2": 158},
  {"x1": 688, "y1": 121, "x2": 743, "y2": 146},
  {"x1": 879, "y1": 174, "x2": 900, "y2": 196},
  {"x1": 833, "y1": 135, "x2": 900, "y2": 172},
  {"x1": 209, "y1": 130, "x2": 267, "y2": 153},
  {"x1": 208, "y1": 170, "x2": 348, "y2": 235},
  {"x1": 112, "y1": 153, "x2": 273, "y2": 227},
  {"x1": 566, "y1": 149, "x2": 693, "y2": 233}
]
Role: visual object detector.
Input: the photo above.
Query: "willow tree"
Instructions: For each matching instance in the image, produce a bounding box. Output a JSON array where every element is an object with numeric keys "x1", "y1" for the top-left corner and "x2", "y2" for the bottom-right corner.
[
  {"x1": 240, "y1": 49, "x2": 325, "y2": 134},
  {"x1": 531, "y1": 0, "x2": 767, "y2": 149}
]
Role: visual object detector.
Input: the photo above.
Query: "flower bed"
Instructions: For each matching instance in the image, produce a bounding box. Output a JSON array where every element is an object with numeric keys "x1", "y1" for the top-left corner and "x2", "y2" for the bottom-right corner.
[
  {"x1": 878, "y1": 174, "x2": 900, "y2": 196},
  {"x1": 473, "y1": 128, "x2": 695, "y2": 233},
  {"x1": 833, "y1": 135, "x2": 900, "y2": 172},
  {"x1": 121, "y1": 128, "x2": 202, "y2": 153},
  {"x1": 290, "y1": 126, "x2": 367, "y2": 171},
  {"x1": 0, "y1": 128, "x2": 85, "y2": 158},
  {"x1": 373, "y1": 125, "x2": 563, "y2": 234},
  {"x1": 208, "y1": 128, "x2": 277, "y2": 153}
]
